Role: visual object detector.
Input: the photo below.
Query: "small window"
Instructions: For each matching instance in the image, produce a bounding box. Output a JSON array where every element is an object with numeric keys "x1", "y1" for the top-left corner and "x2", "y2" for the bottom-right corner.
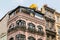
[
  {"x1": 37, "y1": 26, "x2": 43, "y2": 31},
  {"x1": 57, "y1": 16, "x2": 60, "y2": 22},
  {"x1": 9, "y1": 24, "x2": 14, "y2": 29}
]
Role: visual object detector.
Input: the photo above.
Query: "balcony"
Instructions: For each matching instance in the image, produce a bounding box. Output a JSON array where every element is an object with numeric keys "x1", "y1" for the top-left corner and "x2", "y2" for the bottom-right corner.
[
  {"x1": 46, "y1": 27, "x2": 56, "y2": 34},
  {"x1": 15, "y1": 25, "x2": 26, "y2": 31},
  {"x1": 45, "y1": 15, "x2": 54, "y2": 19},
  {"x1": 37, "y1": 30, "x2": 44, "y2": 36},
  {"x1": 45, "y1": 15, "x2": 55, "y2": 22},
  {"x1": 8, "y1": 25, "x2": 26, "y2": 34},
  {"x1": 28, "y1": 27, "x2": 37, "y2": 33}
]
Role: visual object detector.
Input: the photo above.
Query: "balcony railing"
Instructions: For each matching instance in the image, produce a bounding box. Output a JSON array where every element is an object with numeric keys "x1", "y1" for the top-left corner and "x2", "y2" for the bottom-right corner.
[
  {"x1": 28, "y1": 27, "x2": 37, "y2": 33},
  {"x1": 8, "y1": 25, "x2": 45, "y2": 35},
  {"x1": 15, "y1": 25, "x2": 26, "y2": 31},
  {"x1": 46, "y1": 26, "x2": 56, "y2": 32},
  {"x1": 8, "y1": 25, "x2": 26, "y2": 33},
  {"x1": 45, "y1": 14, "x2": 55, "y2": 20},
  {"x1": 8, "y1": 28, "x2": 15, "y2": 33}
]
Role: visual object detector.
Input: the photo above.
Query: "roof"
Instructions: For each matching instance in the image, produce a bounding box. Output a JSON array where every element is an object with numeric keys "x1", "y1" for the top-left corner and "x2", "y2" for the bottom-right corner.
[
  {"x1": 0, "y1": 5, "x2": 44, "y2": 22},
  {"x1": 9, "y1": 5, "x2": 44, "y2": 15}
]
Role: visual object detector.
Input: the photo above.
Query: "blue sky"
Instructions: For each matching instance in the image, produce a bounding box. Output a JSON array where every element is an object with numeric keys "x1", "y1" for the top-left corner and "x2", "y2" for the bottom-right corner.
[{"x1": 0, "y1": 0, "x2": 60, "y2": 19}]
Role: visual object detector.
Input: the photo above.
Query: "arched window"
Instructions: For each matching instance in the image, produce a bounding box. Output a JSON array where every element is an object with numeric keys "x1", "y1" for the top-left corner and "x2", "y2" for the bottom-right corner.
[
  {"x1": 28, "y1": 23, "x2": 35, "y2": 29},
  {"x1": 8, "y1": 24, "x2": 14, "y2": 33},
  {"x1": 37, "y1": 25, "x2": 43, "y2": 31},
  {"x1": 9, "y1": 37, "x2": 14, "y2": 40},
  {"x1": 16, "y1": 20, "x2": 26, "y2": 26},
  {"x1": 9, "y1": 24, "x2": 14, "y2": 29},
  {"x1": 16, "y1": 34, "x2": 26, "y2": 40},
  {"x1": 28, "y1": 36, "x2": 36, "y2": 40}
]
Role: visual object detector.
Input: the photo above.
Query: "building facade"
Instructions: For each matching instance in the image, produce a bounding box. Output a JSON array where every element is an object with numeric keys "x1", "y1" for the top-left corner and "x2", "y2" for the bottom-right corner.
[
  {"x1": 0, "y1": 4, "x2": 60, "y2": 40},
  {"x1": 54, "y1": 12, "x2": 60, "y2": 40},
  {"x1": 41, "y1": 5, "x2": 56, "y2": 40},
  {"x1": 7, "y1": 6, "x2": 46, "y2": 40},
  {"x1": 0, "y1": 14, "x2": 9, "y2": 40}
]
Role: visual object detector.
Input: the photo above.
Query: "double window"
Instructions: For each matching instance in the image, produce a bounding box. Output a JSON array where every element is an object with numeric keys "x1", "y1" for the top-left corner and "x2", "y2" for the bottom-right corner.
[
  {"x1": 28, "y1": 23, "x2": 35, "y2": 29},
  {"x1": 16, "y1": 20, "x2": 26, "y2": 26}
]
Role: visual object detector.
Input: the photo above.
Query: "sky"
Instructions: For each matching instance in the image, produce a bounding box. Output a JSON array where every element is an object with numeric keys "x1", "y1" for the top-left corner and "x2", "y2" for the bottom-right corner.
[{"x1": 0, "y1": 0, "x2": 60, "y2": 19}]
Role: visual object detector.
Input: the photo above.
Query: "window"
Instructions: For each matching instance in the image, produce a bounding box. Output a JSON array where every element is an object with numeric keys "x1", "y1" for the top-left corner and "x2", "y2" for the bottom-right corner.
[
  {"x1": 45, "y1": 11, "x2": 54, "y2": 19},
  {"x1": 28, "y1": 36, "x2": 36, "y2": 40},
  {"x1": 9, "y1": 24, "x2": 14, "y2": 29},
  {"x1": 16, "y1": 20, "x2": 26, "y2": 26},
  {"x1": 46, "y1": 35, "x2": 55, "y2": 40},
  {"x1": 37, "y1": 26, "x2": 43, "y2": 32},
  {"x1": 20, "y1": 8, "x2": 30, "y2": 14},
  {"x1": 58, "y1": 27, "x2": 60, "y2": 34},
  {"x1": 9, "y1": 37, "x2": 14, "y2": 40},
  {"x1": 16, "y1": 34, "x2": 26, "y2": 40},
  {"x1": 57, "y1": 16, "x2": 60, "y2": 22},
  {"x1": 49, "y1": 22, "x2": 54, "y2": 28},
  {"x1": 52, "y1": 36, "x2": 56, "y2": 40},
  {"x1": 28, "y1": 23, "x2": 35, "y2": 29},
  {"x1": 46, "y1": 21, "x2": 49, "y2": 28},
  {"x1": 9, "y1": 12, "x2": 15, "y2": 18},
  {"x1": 46, "y1": 20, "x2": 54, "y2": 29},
  {"x1": 35, "y1": 13, "x2": 43, "y2": 20},
  {"x1": 58, "y1": 36, "x2": 60, "y2": 40},
  {"x1": 46, "y1": 35, "x2": 50, "y2": 40}
]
